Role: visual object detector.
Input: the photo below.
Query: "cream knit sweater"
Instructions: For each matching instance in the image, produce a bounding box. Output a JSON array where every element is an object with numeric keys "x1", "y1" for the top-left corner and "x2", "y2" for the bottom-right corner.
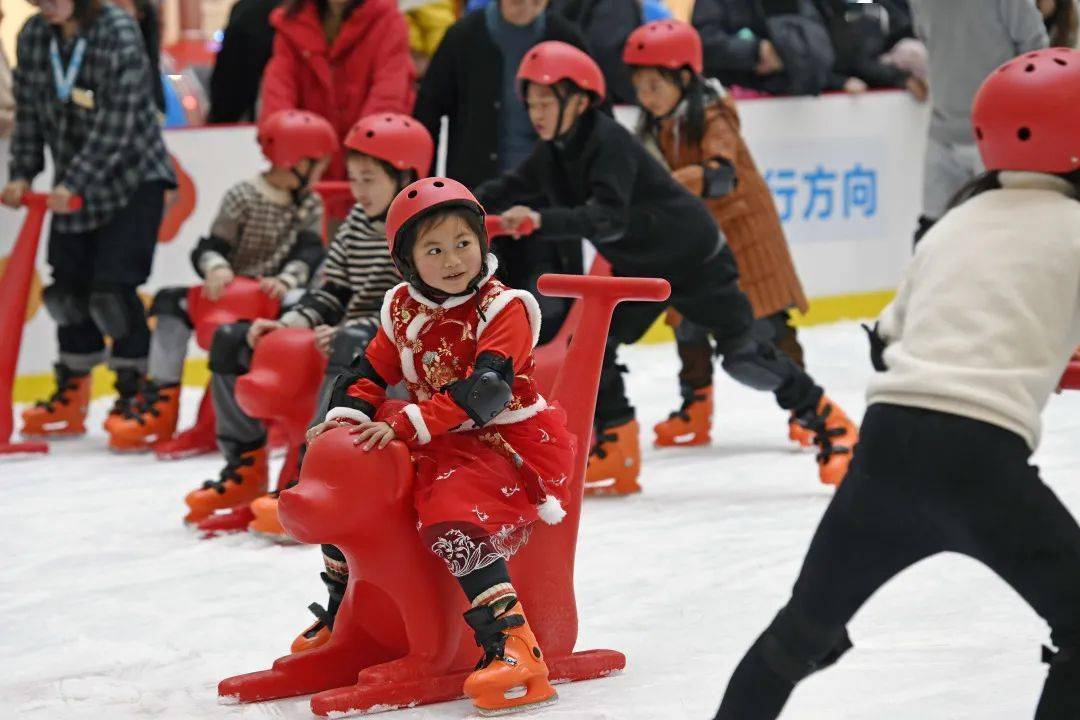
[{"x1": 868, "y1": 172, "x2": 1080, "y2": 450}]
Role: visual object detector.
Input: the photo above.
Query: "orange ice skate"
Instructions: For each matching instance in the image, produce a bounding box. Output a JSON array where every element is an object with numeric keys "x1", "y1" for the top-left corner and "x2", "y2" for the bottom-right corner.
[
  {"x1": 106, "y1": 382, "x2": 180, "y2": 452},
  {"x1": 654, "y1": 385, "x2": 713, "y2": 447},
  {"x1": 290, "y1": 572, "x2": 346, "y2": 654},
  {"x1": 793, "y1": 395, "x2": 859, "y2": 486},
  {"x1": 183, "y1": 443, "x2": 268, "y2": 524},
  {"x1": 584, "y1": 419, "x2": 641, "y2": 495},
  {"x1": 21, "y1": 364, "x2": 92, "y2": 438},
  {"x1": 463, "y1": 598, "x2": 557, "y2": 716},
  {"x1": 248, "y1": 491, "x2": 292, "y2": 542}
]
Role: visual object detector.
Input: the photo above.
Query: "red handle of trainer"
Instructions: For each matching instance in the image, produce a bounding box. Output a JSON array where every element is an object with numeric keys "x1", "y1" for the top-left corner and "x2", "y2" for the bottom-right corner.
[
  {"x1": 537, "y1": 273, "x2": 670, "y2": 303},
  {"x1": 19, "y1": 191, "x2": 84, "y2": 212},
  {"x1": 484, "y1": 214, "x2": 536, "y2": 238}
]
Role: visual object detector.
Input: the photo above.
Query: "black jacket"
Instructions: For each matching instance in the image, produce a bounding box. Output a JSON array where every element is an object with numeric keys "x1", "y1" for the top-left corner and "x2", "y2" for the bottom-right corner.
[
  {"x1": 413, "y1": 9, "x2": 589, "y2": 190},
  {"x1": 208, "y1": 0, "x2": 279, "y2": 123},
  {"x1": 552, "y1": 0, "x2": 642, "y2": 104},
  {"x1": 692, "y1": 0, "x2": 834, "y2": 96},
  {"x1": 813, "y1": 0, "x2": 914, "y2": 90},
  {"x1": 476, "y1": 109, "x2": 721, "y2": 276}
]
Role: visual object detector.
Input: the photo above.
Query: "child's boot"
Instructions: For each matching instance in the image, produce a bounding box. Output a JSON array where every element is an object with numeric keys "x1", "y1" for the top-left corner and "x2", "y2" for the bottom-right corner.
[
  {"x1": 183, "y1": 440, "x2": 268, "y2": 524},
  {"x1": 654, "y1": 384, "x2": 713, "y2": 447},
  {"x1": 463, "y1": 595, "x2": 557, "y2": 716},
  {"x1": 248, "y1": 491, "x2": 289, "y2": 541},
  {"x1": 103, "y1": 367, "x2": 143, "y2": 434},
  {"x1": 793, "y1": 395, "x2": 859, "y2": 486},
  {"x1": 20, "y1": 364, "x2": 92, "y2": 438},
  {"x1": 291, "y1": 571, "x2": 347, "y2": 653},
  {"x1": 107, "y1": 381, "x2": 181, "y2": 452},
  {"x1": 585, "y1": 419, "x2": 641, "y2": 496}
]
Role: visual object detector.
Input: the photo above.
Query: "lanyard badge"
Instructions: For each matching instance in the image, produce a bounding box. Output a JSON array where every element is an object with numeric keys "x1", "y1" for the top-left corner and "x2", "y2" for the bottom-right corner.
[{"x1": 49, "y1": 36, "x2": 87, "y2": 104}]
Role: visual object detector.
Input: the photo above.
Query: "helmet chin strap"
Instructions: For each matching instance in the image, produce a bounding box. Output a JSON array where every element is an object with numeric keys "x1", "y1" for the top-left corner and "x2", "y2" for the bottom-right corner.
[{"x1": 289, "y1": 162, "x2": 315, "y2": 203}]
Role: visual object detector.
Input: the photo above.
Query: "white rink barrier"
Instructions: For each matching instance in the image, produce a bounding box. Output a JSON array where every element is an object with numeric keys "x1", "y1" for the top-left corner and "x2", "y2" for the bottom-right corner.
[{"x1": 2, "y1": 90, "x2": 929, "y2": 397}]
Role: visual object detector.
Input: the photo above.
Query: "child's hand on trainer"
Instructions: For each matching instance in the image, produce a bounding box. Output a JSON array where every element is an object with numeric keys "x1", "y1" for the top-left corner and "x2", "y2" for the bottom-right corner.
[
  {"x1": 500, "y1": 206, "x2": 541, "y2": 238},
  {"x1": 313, "y1": 325, "x2": 338, "y2": 356},
  {"x1": 203, "y1": 266, "x2": 235, "y2": 301},
  {"x1": 259, "y1": 276, "x2": 289, "y2": 299},
  {"x1": 247, "y1": 318, "x2": 283, "y2": 348},
  {"x1": 306, "y1": 419, "x2": 346, "y2": 443},
  {"x1": 350, "y1": 421, "x2": 396, "y2": 451}
]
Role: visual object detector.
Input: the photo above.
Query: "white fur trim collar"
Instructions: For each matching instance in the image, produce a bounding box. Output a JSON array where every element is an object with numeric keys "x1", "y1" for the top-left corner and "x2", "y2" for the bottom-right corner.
[{"x1": 406, "y1": 254, "x2": 500, "y2": 310}]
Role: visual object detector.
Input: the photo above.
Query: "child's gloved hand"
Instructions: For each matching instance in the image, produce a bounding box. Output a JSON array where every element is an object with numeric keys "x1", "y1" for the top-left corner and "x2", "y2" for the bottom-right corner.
[
  {"x1": 306, "y1": 419, "x2": 347, "y2": 443},
  {"x1": 259, "y1": 276, "x2": 289, "y2": 299},
  {"x1": 350, "y1": 421, "x2": 396, "y2": 451},
  {"x1": 247, "y1": 318, "x2": 284, "y2": 348},
  {"x1": 203, "y1": 266, "x2": 235, "y2": 301}
]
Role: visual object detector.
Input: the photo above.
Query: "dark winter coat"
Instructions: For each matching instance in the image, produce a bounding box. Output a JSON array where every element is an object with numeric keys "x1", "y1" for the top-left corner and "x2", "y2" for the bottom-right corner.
[
  {"x1": 259, "y1": 0, "x2": 415, "y2": 181},
  {"x1": 813, "y1": 0, "x2": 914, "y2": 90},
  {"x1": 691, "y1": 0, "x2": 834, "y2": 96},
  {"x1": 551, "y1": 0, "x2": 642, "y2": 104},
  {"x1": 208, "y1": 0, "x2": 280, "y2": 123},
  {"x1": 476, "y1": 109, "x2": 721, "y2": 276},
  {"x1": 412, "y1": 9, "x2": 589, "y2": 191}
]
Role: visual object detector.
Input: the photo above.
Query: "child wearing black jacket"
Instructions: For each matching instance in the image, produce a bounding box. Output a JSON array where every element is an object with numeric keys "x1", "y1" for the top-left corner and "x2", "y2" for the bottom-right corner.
[{"x1": 477, "y1": 41, "x2": 858, "y2": 493}]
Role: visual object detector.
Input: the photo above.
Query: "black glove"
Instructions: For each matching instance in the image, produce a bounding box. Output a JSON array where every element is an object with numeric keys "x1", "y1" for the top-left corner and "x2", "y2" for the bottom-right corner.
[
  {"x1": 702, "y1": 160, "x2": 737, "y2": 199},
  {"x1": 861, "y1": 322, "x2": 888, "y2": 372}
]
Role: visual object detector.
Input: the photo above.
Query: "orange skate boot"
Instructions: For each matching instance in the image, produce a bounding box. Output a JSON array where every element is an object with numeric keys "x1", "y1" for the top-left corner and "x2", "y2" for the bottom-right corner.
[
  {"x1": 102, "y1": 368, "x2": 143, "y2": 435},
  {"x1": 248, "y1": 491, "x2": 291, "y2": 541},
  {"x1": 787, "y1": 415, "x2": 814, "y2": 447},
  {"x1": 463, "y1": 596, "x2": 557, "y2": 716},
  {"x1": 654, "y1": 385, "x2": 713, "y2": 447},
  {"x1": 793, "y1": 395, "x2": 859, "y2": 486},
  {"x1": 183, "y1": 441, "x2": 268, "y2": 524},
  {"x1": 21, "y1": 364, "x2": 92, "y2": 438},
  {"x1": 106, "y1": 382, "x2": 180, "y2": 452},
  {"x1": 584, "y1": 419, "x2": 641, "y2": 496},
  {"x1": 291, "y1": 571, "x2": 346, "y2": 653}
]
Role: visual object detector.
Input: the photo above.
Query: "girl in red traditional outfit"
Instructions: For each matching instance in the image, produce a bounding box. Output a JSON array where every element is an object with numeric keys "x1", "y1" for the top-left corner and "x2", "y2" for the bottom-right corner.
[{"x1": 306, "y1": 176, "x2": 573, "y2": 716}]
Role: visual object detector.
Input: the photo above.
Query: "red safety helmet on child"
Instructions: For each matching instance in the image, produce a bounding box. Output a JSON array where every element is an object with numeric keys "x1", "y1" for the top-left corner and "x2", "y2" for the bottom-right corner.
[
  {"x1": 344, "y1": 114, "x2": 435, "y2": 179},
  {"x1": 972, "y1": 48, "x2": 1080, "y2": 174},
  {"x1": 257, "y1": 110, "x2": 339, "y2": 168},
  {"x1": 517, "y1": 41, "x2": 606, "y2": 101},
  {"x1": 622, "y1": 20, "x2": 703, "y2": 74},
  {"x1": 385, "y1": 177, "x2": 486, "y2": 259}
]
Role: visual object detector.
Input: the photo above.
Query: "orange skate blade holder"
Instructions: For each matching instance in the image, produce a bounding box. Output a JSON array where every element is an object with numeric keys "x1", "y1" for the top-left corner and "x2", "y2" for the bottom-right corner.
[{"x1": 217, "y1": 274, "x2": 666, "y2": 715}]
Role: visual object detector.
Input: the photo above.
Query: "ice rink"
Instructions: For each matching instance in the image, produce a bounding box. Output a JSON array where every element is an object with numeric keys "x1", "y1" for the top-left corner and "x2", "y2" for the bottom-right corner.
[{"x1": 3, "y1": 321, "x2": 1076, "y2": 719}]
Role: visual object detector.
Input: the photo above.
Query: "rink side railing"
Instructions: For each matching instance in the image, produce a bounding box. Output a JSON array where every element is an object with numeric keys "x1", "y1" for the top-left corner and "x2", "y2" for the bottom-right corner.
[{"x1": 1, "y1": 90, "x2": 927, "y2": 401}]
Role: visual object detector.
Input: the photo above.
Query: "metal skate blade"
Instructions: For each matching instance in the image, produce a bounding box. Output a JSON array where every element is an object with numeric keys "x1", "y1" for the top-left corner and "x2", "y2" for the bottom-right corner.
[{"x1": 476, "y1": 690, "x2": 558, "y2": 716}]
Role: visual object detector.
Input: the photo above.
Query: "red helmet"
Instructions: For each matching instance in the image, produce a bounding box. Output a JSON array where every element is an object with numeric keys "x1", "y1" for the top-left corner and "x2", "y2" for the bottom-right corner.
[
  {"x1": 623, "y1": 20, "x2": 703, "y2": 74},
  {"x1": 972, "y1": 48, "x2": 1080, "y2": 174},
  {"x1": 517, "y1": 41, "x2": 606, "y2": 101},
  {"x1": 257, "y1": 110, "x2": 339, "y2": 168},
  {"x1": 385, "y1": 177, "x2": 486, "y2": 259},
  {"x1": 344, "y1": 113, "x2": 434, "y2": 179}
]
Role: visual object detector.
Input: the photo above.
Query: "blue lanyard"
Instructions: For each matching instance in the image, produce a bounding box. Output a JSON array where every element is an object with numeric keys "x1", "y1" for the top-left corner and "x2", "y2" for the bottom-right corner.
[{"x1": 48, "y1": 36, "x2": 87, "y2": 103}]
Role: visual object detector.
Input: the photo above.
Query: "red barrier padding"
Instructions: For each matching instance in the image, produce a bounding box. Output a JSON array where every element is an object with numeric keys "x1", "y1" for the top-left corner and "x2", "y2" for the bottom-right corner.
[{"x1": 218, "y1": 273, "x2": 669, "y2": 715}]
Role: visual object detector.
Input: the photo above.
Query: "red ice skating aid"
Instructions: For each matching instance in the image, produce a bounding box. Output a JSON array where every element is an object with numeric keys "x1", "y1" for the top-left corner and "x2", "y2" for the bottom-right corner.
[
  {"x1": 187, "y1": 277, "x2": 281, "y2": 351},
  {"x1": 154, "y1": 387, "x2": 217, "y2": 460},
  {"x1": 312, "y1": 181, "x2": 355, "y2": 239},
  {"x1": 484, "y1": 214, "x2": 535, "y2": 239},
  {"x1": 0, "y1": 192, "x2": 82, "y2": 456},
  {"x1": 218, "y1": 273, "x2": 670, "y2": 715},
  {"x1": 1058, "y1": 361, "x2": 1080, "y2": 391}
]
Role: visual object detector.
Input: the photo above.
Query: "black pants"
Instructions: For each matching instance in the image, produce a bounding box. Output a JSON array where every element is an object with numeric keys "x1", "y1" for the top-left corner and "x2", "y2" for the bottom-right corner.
[
  {"x1": 675, "y1": 312, "x2": 805, "y2": 394},
  {"x1": 48, "y1": 182, "x2": 166, "y2": 366},
  {"x1": 595, "y1": 246, "x2": 819, "y2": 425},
  {"x1": 716, "y1": 403, "x2": 1080, "y2": 719}
]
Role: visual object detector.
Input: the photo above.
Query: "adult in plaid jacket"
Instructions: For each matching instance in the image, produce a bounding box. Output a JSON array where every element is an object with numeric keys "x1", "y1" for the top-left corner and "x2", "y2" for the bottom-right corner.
[{"x1": 2, "y1": 0, "x2": 176, "y2": 439}]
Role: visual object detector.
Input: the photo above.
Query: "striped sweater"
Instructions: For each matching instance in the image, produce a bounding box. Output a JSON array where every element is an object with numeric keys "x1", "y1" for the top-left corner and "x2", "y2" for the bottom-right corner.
[{"x1": 281, "y1": 202, "x2": 400, "y2": 329}]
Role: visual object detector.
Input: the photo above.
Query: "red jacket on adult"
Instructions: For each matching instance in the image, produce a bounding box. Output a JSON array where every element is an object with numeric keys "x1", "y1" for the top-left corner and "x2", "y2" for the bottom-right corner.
[{"x1": 260, "y1": 0, "x2": 415, "y2": 183}]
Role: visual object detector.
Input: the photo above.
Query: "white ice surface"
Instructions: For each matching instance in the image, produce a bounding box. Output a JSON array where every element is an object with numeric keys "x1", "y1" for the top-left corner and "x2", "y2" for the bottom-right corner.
[{"x1": 3, "y1": 321, "x2": 1078, "y2": 719}]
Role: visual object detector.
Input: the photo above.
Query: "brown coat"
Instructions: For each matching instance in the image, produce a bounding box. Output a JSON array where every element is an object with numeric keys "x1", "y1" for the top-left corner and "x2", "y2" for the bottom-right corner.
[{"x1": 653, "y1": 95, "x2": 808, "y2": 317}]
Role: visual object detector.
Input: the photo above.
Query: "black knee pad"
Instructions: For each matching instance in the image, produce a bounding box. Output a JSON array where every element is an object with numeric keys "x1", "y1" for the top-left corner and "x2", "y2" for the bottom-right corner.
[
  {"x1": 208, "y1": 322, "x2": 254, "y2": 375},
  {"x1": 42, "y1": 284, "x2": 90, "y2": 325},
  {"x1": 149, "y1": 286, "x2": 192, "y2": 326},
  {"x1": 758, "y1": 606, "x2": 853, "y2": 685},
  {"x1": 326, "y1": 323, "x2": 377, "y2": 376},
  {"x1": 720, "y1": 338, "x2": 802, "y2": 392},
  {"x1": 88, "y1": 286, "x2": 145, "y2": 339}
]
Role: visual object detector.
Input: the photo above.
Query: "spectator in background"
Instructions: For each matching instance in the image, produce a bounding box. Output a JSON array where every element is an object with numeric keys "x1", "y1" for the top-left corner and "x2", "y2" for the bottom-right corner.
[
  {"x1": 260, "y1": 0, "x2": 414, "y2": 185},
  {"x1": 814, "y1": 0, "x2": 926, "y2": 101},
  {"x1": 691, "y1": 0, "x2": 834, "y2": 96},
  {"x1": 552, "y1": 0, "x2": 643, "y2": 103},
  {"x1": 413, "y1": 0, "x2": 589, "y2": 342},
  {"x1": 208, "y1": 0, "x2": 280, "y2": 123},
  {"x1": 1040, "y1": 0, "x2": 1079, "y2": 47},
  {"x1": 0, "y1": 6, "x2": 14, "y2": 138},
  {"x1": 909, "y1": 0, "x2": 1047, "y2": 245},
  {"x1": 400, "y1": 0, "x2": 455, "y2": 77}
]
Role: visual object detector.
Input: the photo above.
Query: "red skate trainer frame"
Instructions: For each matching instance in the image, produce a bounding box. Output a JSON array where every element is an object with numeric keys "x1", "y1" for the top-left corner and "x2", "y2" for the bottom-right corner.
[
  {"x1": 0, "y1": 192, "x2": 82, "y2": 456},
  {"x1": 218, "y1": 273, "x2": 670, "y2": 716}
]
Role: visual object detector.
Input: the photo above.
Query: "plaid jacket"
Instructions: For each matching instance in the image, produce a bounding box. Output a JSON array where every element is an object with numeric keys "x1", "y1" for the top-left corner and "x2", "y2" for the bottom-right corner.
[{"x1": 10, "y1": 6, "x2": 176, "y2": 233}]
